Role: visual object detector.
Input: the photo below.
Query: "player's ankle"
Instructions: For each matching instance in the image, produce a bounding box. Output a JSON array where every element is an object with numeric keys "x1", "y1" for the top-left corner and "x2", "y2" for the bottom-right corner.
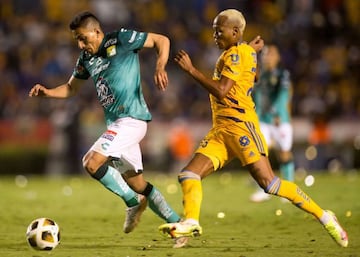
[
  {"x1": 184, "y1": 218, "x2": 199, "y2": 225},
  {"x1": 319, "y1": 210, "x2": 331, "y2": 225}
]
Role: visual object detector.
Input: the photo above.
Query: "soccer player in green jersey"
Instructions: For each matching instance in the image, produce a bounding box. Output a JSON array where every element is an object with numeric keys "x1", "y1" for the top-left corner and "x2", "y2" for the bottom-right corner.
[
  {"x1": 250, "y1": 44, "x2": 295, "y2": 203},
  {"x1": 29, "y1": 11, "x2": 180, "y2": 233}
]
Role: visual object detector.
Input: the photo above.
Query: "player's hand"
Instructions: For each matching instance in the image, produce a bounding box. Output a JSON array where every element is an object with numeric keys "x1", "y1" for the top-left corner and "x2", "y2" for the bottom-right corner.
[
  {"x1": 175, "y1": 50, "x2": 194, "y2": 74},
  {"x1": 249, "y1": 36, "x2": 264, "y2": 53},
  {"x1": 154, "y1": 68, "x2": 168, "y2": 91},
  {"x1": 29, "y1": 84, "x2": 48, "y2": 97}
]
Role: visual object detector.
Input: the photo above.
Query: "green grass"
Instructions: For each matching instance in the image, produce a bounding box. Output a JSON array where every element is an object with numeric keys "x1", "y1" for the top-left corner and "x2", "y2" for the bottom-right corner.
[{"x1": 0, "y1": 171, "x2": 359, "y2": 257}]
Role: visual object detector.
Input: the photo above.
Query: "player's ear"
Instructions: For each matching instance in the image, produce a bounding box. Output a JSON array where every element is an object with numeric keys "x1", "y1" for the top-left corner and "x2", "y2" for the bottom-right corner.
[{"x1": 233, "y1": 26, "x2": 239, "y2": 37}]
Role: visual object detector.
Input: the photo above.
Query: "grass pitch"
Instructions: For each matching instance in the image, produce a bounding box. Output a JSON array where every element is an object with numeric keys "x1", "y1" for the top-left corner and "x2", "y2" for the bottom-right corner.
[{"x1": 0, "y1": 171, "x2": 359, "y2": 257}]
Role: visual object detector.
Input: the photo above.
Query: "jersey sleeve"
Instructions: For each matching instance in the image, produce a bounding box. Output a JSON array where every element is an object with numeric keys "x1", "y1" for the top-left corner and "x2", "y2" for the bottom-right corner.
[
  {"x1": 117, "y1": 28, "x2": 148, "y2": 51},
  {"x1": 72, "y1": 54, "x2": 90, "y2": 80}
]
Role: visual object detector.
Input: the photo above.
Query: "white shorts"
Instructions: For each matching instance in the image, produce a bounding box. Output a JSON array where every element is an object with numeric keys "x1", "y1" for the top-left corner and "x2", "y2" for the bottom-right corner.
[
  {"x1": 260, "y1": 122, "x2": 293, "y2": 152},
  {"x1": 90, "y1": 117, "x2": 147, "y2": 173}
]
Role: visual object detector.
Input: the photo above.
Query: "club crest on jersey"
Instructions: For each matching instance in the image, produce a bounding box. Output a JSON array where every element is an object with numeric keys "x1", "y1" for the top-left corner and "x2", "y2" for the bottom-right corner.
[
  {"x1": 101, "y1": 130, "x2": 117, "y2": 141},
  {"x1": 106, "y1": 45, "x2": 116, "y2": 57},
  {"x1": 239, "y1": 136, "x2": 250, "y2": 147},
  {"x1": 200, "y1": 139, "x2": 208, "y2": 148},
  {"x1": 230, "y1": 54, "x2": 239, "y2": 63}
]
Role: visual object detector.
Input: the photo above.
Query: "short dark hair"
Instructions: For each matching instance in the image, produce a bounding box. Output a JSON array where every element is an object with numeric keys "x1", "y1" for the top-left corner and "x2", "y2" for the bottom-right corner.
[{"x1": 69, "y1": 11, "x2": 100, "y2": 30}]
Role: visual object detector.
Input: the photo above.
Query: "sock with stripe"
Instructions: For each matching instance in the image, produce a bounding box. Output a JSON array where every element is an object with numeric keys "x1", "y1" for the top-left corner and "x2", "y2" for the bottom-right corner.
[
  {"x1": 91, "y1": 165, "x2": 139, "y2": 207},
  {"x1": 266, "y1": 176, "x2": 324, "y2": 219},
  {"x1": 178, "y1": 170, "x2": 203, "y2": 222}
]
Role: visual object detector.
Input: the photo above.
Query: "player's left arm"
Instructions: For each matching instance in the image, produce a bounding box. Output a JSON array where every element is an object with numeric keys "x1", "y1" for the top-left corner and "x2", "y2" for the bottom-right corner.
[
  {"x1": 248, "y1": 36, "x2": 264, "y2": 53},
  {"x1": 175, "y1": 50, "x2": 234, "y2": 99},
  {"x1": 248, "y1": 36, "x2": 264, "y2": 82},
  {"x1": 143, "y1": 32, "x2": 170, "y2": 91}
]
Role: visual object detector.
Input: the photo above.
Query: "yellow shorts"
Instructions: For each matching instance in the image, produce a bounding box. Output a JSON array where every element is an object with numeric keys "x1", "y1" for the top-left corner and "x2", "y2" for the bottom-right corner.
[{"x1": 195, "y1": 120, "x2": 268, "y2": 170}]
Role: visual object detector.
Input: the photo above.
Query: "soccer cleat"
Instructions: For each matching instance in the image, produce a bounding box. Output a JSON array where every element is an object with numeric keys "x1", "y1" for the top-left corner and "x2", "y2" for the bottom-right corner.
[
  {"x1": 250, "y1": 190, "x2": 271, "y2": 203},
  {"x1": 159, "y1": 221, "x2": 202, "y2": 238},
  {"x1": 323, "y1": 210, "x2": 348, "y2": 247},
  {"x1": 123, "y1": 194, "x2": 147, "y2": 233}
]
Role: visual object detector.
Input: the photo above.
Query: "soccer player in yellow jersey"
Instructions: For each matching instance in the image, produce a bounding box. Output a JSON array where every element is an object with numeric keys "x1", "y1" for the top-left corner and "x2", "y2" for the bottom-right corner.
[{"x1": 159, "y1": 9, "x2": 348, "y2": 248}]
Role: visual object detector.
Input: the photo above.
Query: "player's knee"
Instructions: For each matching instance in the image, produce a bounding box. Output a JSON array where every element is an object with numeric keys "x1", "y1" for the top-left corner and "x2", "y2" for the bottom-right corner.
[
  {"x1": 82, "y1": 154, "x2": 99, "y2": 175},
  {"x1": 278, "y1": 151, "x2": 292, "y2": 163},
  {"x1": 82, "y1": 159, "x2": 94, "y2": 175},
  {"x1": 82, "y1": 150, "x2": 109, "y2": 175}
]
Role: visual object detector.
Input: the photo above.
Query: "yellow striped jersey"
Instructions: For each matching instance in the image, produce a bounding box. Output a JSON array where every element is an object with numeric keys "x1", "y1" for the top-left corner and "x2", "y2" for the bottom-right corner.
[{"x1": 211, "y1": 43, "x2": 258, "y2": 125}]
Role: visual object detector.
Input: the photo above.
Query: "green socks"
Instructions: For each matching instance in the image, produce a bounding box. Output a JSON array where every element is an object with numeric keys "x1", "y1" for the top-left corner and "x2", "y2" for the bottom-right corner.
[{"x1": 93, "y1": 165, "x2": 139, "y2": 207}]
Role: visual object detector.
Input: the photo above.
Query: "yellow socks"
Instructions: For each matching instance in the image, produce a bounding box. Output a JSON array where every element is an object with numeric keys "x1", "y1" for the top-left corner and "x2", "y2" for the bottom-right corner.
[
  {"x1": 179, "y1": 171, "x2": 203, "y2": 221},
  {"x1": 179, "y1": 174, "x2": 325, "y2": 222},
  {"x1": 266, "y1": 177, "x2": 324, "y2": 219}
]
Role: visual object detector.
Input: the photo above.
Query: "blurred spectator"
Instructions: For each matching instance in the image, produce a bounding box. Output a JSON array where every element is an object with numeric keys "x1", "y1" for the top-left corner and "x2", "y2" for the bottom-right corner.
[
  {"x1": 308, "y1": 113, "x2": 331, "y2": 170},
  {"x1": 167, "y1": 119, "x2": 195, "y2": 173},
  {"x1": 0, "y1": 0, "x2": 358, "y2": 121}
]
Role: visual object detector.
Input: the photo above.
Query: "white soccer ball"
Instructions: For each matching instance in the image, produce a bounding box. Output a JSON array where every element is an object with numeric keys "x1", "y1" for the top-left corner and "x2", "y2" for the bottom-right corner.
[{"x1": 26, "y1": 217, "x2": 60, "y2": 250}]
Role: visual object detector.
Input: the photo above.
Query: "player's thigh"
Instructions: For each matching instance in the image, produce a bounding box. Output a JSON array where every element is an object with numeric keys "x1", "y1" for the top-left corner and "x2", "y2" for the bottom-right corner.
[
  {"x1": 91, "y1": 118, "x2": 147, "y2": 173},
  {"x1": 228, "y1": 121, "x2": 268, "y2": 166},
  {"x1": 192, "y1": 130, "x2": 230, "y2": 176}
]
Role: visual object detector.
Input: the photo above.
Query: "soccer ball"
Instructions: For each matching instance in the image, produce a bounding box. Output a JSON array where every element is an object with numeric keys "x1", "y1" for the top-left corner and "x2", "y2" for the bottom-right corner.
[{"x1": 26, "y1": 217, "x2": 60, "y2": 250}]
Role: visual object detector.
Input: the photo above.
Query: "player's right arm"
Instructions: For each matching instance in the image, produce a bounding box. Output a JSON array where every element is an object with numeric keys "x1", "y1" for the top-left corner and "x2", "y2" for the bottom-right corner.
[
  {"x1": 29, "y1": 76, "x2": 84, "y2": 98},
  {"x1": 175, "y1": 50, "x2": 234, "y2": 100}
]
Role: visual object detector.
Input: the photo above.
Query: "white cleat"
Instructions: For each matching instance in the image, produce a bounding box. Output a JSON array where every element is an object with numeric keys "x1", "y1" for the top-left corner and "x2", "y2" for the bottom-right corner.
[
  {"x1": 123, "y1": 194, "x2": 147, "y2": 233},
  {"x1": 323, "y1": 210, "x2": 348, "y2": 247}
]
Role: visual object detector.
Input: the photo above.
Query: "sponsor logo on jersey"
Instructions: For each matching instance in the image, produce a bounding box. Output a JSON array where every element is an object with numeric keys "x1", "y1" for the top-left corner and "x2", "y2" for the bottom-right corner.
[
  {"x1": 106, "y1": 45, "x2": 116, "y2": 57},
  {"x1": 89, "y1": 57, "x2": 110, "y2": 76},
  {"x1": 96, "y1": 77, "x2": 115, "y2": 108},
  {"x1": 101, "y1": 130, "x2": 117, "y2": 141},
  {"x1": 104, "y1": 38, "x2": 117, "y2": 48},
  {"x1": 239, "y1": 136, "x2": 250, "y2": 147}
]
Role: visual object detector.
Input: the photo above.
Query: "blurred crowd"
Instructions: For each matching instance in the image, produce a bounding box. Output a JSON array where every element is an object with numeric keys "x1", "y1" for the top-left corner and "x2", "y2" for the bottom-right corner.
[{"x1": 0, "y1": 0, "x2": 359, "y2": 123}]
